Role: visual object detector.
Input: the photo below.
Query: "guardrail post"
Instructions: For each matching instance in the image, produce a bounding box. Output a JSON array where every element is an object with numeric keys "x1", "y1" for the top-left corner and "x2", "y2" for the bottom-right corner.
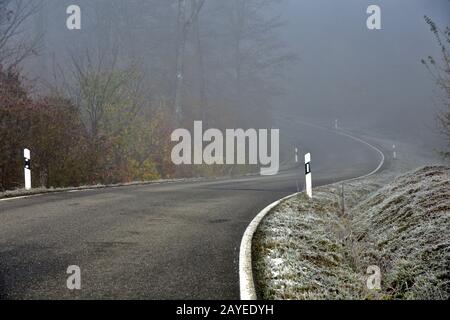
[
  {"x1": 24, "y1": 148, "x2": 31, "y2": 190},
  {"x1": 305, "y1": 153, "x2": 312, "y2": 198}
]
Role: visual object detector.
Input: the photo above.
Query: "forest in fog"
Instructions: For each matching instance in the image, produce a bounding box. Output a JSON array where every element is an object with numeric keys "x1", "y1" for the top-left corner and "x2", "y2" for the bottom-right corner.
[
  {"x1": 1, "y1": 0, "x2": 449, "y2": 191},
  {"x1": 0, "y1": 0, "x2": 295, "y2": 190}
]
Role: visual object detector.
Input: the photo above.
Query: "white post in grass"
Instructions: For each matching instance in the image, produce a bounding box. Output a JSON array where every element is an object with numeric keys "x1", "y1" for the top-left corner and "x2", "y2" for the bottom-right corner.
[
  {"x1": 305, "y1": 153, "x2": 312, "y2": 198},
  {"x1": 393, "y1": 144, "x2": 397, "y2": 160},
  {"x1": 335, "y1": 119, "x2": 339, "y2": 129},
  {"x1": 295, "y1": 147, "x2": 298, "y2": 163},
  {"x1": 24, "y1": 148, "x2": 31, "y2": 190}
]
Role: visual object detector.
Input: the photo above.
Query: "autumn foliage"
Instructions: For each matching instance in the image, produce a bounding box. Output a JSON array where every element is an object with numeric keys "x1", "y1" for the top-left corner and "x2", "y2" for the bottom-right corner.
[{"x1": 0, "y1": 66, "x2": 175, "y2": 191}]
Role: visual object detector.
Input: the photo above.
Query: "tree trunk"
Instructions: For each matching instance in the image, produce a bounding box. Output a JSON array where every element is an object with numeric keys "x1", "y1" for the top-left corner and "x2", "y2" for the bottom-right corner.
[{"x1": 174, "y1": 0, "x2": 187, "y2": 122}]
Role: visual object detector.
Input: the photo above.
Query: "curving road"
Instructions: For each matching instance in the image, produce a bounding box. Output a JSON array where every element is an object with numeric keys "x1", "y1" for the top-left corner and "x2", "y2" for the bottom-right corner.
[{"x1": 0, "y1": 120, "x2": 384, "y2": 299}]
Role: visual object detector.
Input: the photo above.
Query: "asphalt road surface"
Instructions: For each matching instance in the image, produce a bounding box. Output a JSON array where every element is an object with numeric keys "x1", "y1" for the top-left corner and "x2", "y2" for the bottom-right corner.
[{"x1": 0, "y1": 120, "x2": 384, "y2": 299}]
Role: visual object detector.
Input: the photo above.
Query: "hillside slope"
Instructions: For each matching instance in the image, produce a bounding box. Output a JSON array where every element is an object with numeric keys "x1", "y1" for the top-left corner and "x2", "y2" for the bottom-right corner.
[{"x1": 253, "y1": 166, "x2": 449, "y2": 300}]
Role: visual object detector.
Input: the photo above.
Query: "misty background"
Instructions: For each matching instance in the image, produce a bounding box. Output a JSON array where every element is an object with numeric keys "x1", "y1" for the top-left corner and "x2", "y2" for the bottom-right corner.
[
  {"x1": 280, "y1": 0, "x2": 450, "y2": 148},
  {"x1": 1, "y1": 0, "x2": 449, "y2": 190},
  {"x1": 26, "y1": 0, "x2": 450, "y2": 142}
]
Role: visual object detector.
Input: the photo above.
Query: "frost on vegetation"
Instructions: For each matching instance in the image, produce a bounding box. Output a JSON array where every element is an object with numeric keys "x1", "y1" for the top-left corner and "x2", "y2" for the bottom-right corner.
[{"x1": 253, "y1": 166, "x2": 449, "y2": 300}]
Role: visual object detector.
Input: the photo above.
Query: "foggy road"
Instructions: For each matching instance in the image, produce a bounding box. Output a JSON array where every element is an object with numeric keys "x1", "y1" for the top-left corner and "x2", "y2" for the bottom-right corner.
[{"x1": 0, "y1": 122, "x2": 385, "y2": 299}]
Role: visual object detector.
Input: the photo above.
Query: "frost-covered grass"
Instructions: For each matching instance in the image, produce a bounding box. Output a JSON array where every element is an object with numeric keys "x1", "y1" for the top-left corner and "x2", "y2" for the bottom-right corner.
[
  {"x1": 350, "y1": 166, "x2": 450, "y2": 299},
  {"x1": 253, "y1": 166, "x2": 450, "y2": 300}
]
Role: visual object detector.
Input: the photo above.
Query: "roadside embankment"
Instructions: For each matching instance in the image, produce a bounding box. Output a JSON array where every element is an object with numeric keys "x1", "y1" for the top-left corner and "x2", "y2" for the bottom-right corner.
[{"x1": 253, "y1": 164, "x2": 449, "y2": 299}]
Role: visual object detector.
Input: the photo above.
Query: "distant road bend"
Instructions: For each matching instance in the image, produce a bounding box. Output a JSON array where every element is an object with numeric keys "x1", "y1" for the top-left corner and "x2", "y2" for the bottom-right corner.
[{"x1": 0, "y1": 121, "x2": 384, "y2": 299}]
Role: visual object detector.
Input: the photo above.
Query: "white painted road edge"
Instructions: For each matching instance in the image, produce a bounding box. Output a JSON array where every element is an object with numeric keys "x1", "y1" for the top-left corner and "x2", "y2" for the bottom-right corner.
[
  {"x1": 239, "y1": 128, "x2": 386, "y2": 300},
  {"x1": 239, "y1": 191, "x2": 301, "y2": 300}
]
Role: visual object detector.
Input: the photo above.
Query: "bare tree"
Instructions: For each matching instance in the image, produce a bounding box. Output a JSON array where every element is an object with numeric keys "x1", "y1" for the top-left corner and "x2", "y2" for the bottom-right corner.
[
  {"x1": 193, "y1": 10, "x2": 207, "y2": 122},
  {"x1": 68, "y1": 49, "x2": 139, "y2": 140},
  {"x1": 422, "y1": 16, "x2": 450, "y2": 159},
  {"x1": 212, "y1": 0, "x2": 297, "y2": 126},
  {"x1": 173, "y1": 0, "x2": 206, "y2": 121},
  {"x1": 0, "y1": 0, "x2": 41, "y2": 68}
]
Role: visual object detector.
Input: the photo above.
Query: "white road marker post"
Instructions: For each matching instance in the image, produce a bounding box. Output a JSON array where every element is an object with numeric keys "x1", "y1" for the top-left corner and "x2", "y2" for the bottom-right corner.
[
  {"x1": 335, "y1": 119, "x2": 339, "y2": 130},
  {"x1": 393, "y1": 144, "x2": 397, "y2": 160},
  {"x1": 305, "y1": 153, "x2": 312, "y2": 199},
  {"x1": 24, "y1": 148, "x2": 31, "y2": 190},
  {"x1": 295, "y1": 147, "x2": 298, "y2": 163}
]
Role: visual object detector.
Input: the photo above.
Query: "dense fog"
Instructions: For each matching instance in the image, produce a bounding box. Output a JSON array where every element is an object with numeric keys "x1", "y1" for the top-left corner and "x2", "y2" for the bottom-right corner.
[
  {"x1": 1, "y1": 0, "x2": 449, "y2": 189},
  {"x1": 25, "y1": 0, "x2": 450, "y2": 144}
]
